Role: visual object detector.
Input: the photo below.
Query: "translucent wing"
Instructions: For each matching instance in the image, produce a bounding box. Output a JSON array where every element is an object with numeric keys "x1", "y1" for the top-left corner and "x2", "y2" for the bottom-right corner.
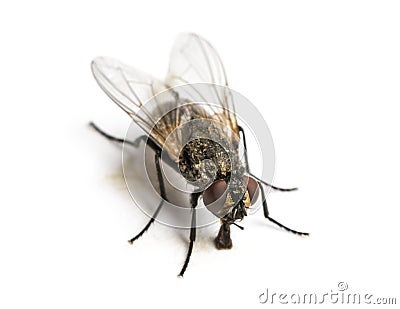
[
  {"x1": 166, "y1": 33, "x2": 239, "y2": 135},
  {"x1": 92, "y1": 34, "x2": 240, "y2": 161},
  {"x1": 91, "y1": 56, "x2": 171, "y2": 147}
]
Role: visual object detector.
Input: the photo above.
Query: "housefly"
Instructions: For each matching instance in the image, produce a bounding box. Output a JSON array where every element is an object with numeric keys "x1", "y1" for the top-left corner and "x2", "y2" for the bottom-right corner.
[{"x1": 90, "y1": 33, "x2": 309, "y2": 276}]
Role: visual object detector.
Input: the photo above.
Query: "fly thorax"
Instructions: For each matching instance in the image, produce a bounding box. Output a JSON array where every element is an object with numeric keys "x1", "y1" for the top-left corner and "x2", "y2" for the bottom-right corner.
[{"x1": 178, "y1": 138, "x2": 231, "y2": 188}]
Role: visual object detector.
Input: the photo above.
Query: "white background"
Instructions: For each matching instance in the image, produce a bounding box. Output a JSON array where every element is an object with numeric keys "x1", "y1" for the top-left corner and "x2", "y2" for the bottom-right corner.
[{"x1": 1, "y1": 1, "x2": 399, "y2": 308}]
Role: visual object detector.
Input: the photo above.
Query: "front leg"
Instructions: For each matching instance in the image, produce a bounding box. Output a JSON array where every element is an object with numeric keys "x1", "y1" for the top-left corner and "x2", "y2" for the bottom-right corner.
[
  {"x1": 178, "y1": 192, "x2": 201, "y2": 277},
  {"x1": 259, "y1": 181, "x2": 309, "y2": 236}
]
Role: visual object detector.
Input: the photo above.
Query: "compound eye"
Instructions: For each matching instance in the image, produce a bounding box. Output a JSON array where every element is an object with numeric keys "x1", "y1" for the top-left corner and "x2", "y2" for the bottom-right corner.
[
  {"x1": 203, "y1": 180, "x2": 228, "y2": 217},
  {"x1": 203, "y1": 180, "x2": 227, "y2": 206},
  {"x1": 243, "y1": 176, "x2": 260, "y2": 205}
]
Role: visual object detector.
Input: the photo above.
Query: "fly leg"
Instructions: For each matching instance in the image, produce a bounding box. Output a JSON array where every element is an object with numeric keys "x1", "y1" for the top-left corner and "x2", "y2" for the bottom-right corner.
[
  {"x1": 178, "y1": 192, "x2": 201, "y2": 277},
  {"x1": 128, "y1": 147, "x2": 168, "y2": 243},
  {"x1": 128, "y1": 200, "x2": 163, "y2": 243},
  {"x1": 89, "y1": 121, "x2": 168, "y2": 241},
  {"x1": 89, "y1": 122, "x2": 146, "y2": 147},
  {"x1": 239, "y1": 126, "x2": 297, "y2": 191},
  {"x1": 240, "y1": 126, "x2": 307, "y2": 235},
  {"x1": 258, "y1": 182, "x2": 309, "y2": 236},
  {"x1": 252, "y1": 174, "x2": 298, "y2": 192},
  {"x1": 238, "y1": 126, "x2": 250, "y2": 174},
  {"x1": 90, "y1": 122, "x2": 177, "y2": 169}
]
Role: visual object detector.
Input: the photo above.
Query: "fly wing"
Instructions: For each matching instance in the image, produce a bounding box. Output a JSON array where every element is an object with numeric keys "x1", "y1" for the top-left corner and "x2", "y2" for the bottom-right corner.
[
  {"x1": 91, "y1": 56, "x2": 174, "y2": 148},
  {"x1": 165, "y1": 33, "x2": 239, "y2": 135}
]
